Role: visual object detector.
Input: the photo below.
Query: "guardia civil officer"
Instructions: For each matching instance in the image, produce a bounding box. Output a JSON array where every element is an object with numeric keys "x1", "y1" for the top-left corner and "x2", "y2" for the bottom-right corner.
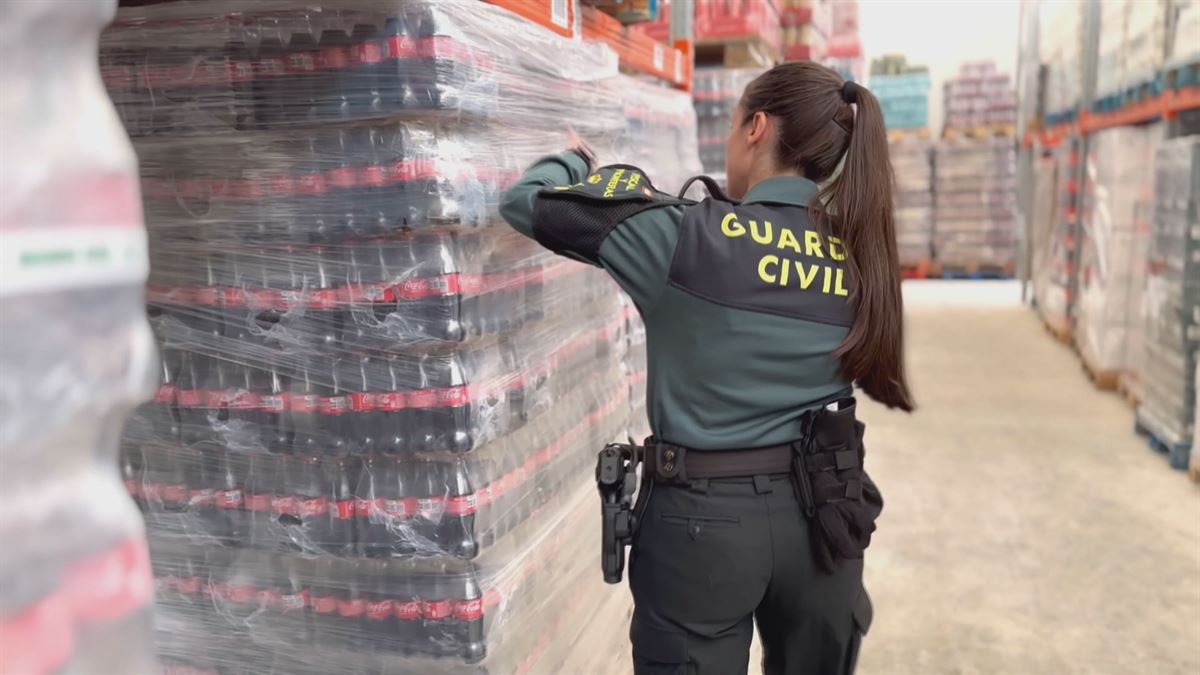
[{"x1": 500, "y1": 61, "x2": 913, "y2": 675}]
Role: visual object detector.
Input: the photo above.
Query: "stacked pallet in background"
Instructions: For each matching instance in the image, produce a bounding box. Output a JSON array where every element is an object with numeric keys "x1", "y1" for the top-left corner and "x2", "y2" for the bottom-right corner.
[
  {"x1": 869, "y1": 55, "x2": 930, "y2": 132},
  {"x1": 641, "y1": 0, "x2": 781, "y2": 69},
  {"x1": 824, "y1": 0, "x2": 863, "y2": 83},
  {"x1": 1137, "y1": 137, "x2": 1199, "y2": 470},
  {"x1": 1032, "y1": 140, "x2": 1079, "y2": 340},
  {"x1": 1076, "y1": 126, "x2": 1160, "y2": 388},
  {"x1": 693, "y1": 67, "x2": 764, "y2": 181},
  {"x1": 933, "y1": 137, "x2": 1018, "y2": 275},
  {"x1": 890, "y1": 138, "x2": 934, "y2": 270},
  {"x1": 101, "y1": 1, "x2": 701, "y2": 671},
  {"x1": 942, "y1": 61, "x2": 1016, "y2": 137},
  {"x1": 779, "y1": 0, "x2": 829, "y2": 63}
]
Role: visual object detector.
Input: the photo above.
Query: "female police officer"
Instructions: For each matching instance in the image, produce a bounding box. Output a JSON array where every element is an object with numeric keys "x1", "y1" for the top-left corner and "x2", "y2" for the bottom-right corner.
[{"x1": 500, "y1": 61, "x2": 913, "y2": 675}]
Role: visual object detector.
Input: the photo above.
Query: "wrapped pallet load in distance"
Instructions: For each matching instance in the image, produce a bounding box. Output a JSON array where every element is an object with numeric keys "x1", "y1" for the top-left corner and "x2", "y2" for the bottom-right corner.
[
  {"x1": 0, "y1": 1, "x2": 159, "y2": 673},
  {"x1": 933, "y1": 136, "x2": 1017, "y2": 272},
  {"x1": 100, "y1": 1, "x2": 700, "y2": 671}
]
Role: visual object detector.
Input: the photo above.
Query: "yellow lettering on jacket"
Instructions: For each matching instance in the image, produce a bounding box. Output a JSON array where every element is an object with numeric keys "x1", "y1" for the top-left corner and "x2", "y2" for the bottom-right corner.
[
  {"x1": 794, "y1": 260, "x2": 819, "y2": 289},
  {"x1": 750, "y1": 220, "x2": 774, "y2": 245},
  {"x1": 721, "y1": 213, "x2": 746, "y2": 238},
  {"x1": 758, "y1": 255, "x2": 779, "y2": 284},
  {"x1": 828, "y1": 235, "x2": 846, "y2": 261},
  {"x1": 776, "y1": 227, "x2": 803, "y2": 254},
  {"x1": 834, "y1": 268, "x2": 849, "y2": 296},
  {"x1": 805, "y1": 230, "x2": 825, "y2": 258},
  {"x1": 822, "y1": 266, "x2": 833, "y2": 294}
]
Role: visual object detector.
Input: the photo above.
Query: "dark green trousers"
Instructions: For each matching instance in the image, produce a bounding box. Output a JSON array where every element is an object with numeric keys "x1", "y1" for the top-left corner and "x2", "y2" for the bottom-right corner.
[{"x1": 628, "y1": 474, "x2": 872, "y2": 675}]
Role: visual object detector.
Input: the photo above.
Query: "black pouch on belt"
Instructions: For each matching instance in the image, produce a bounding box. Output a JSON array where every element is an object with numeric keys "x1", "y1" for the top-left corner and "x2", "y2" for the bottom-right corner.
[{"x1": 793, "y1": 399, "x2": 884, "y2": 573}]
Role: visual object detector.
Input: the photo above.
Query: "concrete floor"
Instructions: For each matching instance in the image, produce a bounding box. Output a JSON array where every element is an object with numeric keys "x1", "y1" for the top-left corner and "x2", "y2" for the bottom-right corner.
[{"x1": 845, "y1": 281, "x2": 1200, "y2": 674}]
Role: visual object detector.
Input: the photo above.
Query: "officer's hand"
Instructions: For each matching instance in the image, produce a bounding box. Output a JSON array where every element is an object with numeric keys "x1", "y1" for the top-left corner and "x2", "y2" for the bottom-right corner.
[{"x1": 565, "y1": 124, "x2": 597, "y2": 173}]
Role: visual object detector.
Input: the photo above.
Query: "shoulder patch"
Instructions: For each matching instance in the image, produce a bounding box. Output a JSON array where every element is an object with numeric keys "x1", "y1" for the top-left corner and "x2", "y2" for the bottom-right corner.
[{"x1": 532, "y1": 164, "x2": 687, "y2": 266}]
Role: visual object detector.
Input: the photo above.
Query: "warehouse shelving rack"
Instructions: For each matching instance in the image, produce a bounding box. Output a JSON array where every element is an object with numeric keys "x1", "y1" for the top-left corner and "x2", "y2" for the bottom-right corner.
[{"x1": 485, "y1": 0, "x2": 695, "y2": 90}]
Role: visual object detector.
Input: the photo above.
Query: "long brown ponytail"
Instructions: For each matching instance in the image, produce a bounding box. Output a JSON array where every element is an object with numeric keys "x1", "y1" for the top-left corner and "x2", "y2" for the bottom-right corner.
[{"x1": 741, "y1": 62, "x2": 914, "y2": 411}]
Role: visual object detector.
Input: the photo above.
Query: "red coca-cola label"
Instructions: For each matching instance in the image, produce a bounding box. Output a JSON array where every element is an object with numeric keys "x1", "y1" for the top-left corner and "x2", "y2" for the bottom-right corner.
[
  {"x1": 189, "y1": 487, "x2": 216, "y2": 504},
  {"x1": 326, "y1": 167, "x2": 357, "y2": 189},
  {"x1": 419, "y1": 36, "x2": 469, "y2": 62},
  {"x1": 311, "y1": 595, "x2": 338, "y2": 615},
  {"x1": 349, "y1": 392, "x2": 375, "y2": 412},
  {"x1": 417, "y1": 497, "x2": 444, "y2": 519},
  {"x1": 355, "y1": 498, "x2": 375, "y2": 518},
  {"x1": 446, "y1": 494, "x2": 477, "y2": 516},
  {"x1": 299, "y1": 497, "x2": 328, "y2": 517},
  {"x1": 309, "y1": 288, "x2": 340, "y2": 310},
  {"x1": 246, "y1": 288, "x2": 282, "y2": 310},
  {"x1": 395, "y1": 599, "x2": 421, "y2": 621},
  {"x1": 272, "y1": 496, "x2": 299, "y2": 516},
  {"x1": 290, "y1": 394, "x2": 319, "y2": 414},
  {"x1": 435, "y1": 386, "x2": 470, "y2": 408},
  {"x1": 422, "y1": 598, "x2": 453, "y2": 620},
  {"x1": 476, "y1": 485, "x2": 492, "y2": 509},
  {"x1": 287, "y1": 52, "x2": 316, "y2": 73},
  {"x1": 366, "y1": 599, "x2": 393, "y2": 620},
  {"x1": 216, "y1": 489, "x2": 243, "y2": 510},
  {"x1": 229, "y1": 391, "x2": 260, "y2": 410},
  {"x1": 257, "y1": 588, "x2": 283, "y2": 609},
  {"x1": 204, "y1": 389, "x2": 233, "y2": 408},
  {"x1": 176, "y1": 576, "x2": 202, "y2": 595},
  {"x1": 268, "y1": 175, "x2": 295, "y2": 196},
  {"x1": 221, "y1": 287, "x2": 247, "y2": 307},
  {"x1": 375, "y1": 391, "x2": 407, "y2": 411},
  {"x1": 229, "y1": 59, "x2": 255, "y2": 82},
  {"x1": 408, "y1": 389, "x2": 437, "y2": 410},
  {"x1": 295, "y1": 173, "x2": 327, "y2": 196},
  {"x1": 245, "y1": 494, "x2": 273, "y2": 512},
  {"x1": 459, "y1": 274, "x2": 485, "y2": 296},
  {"x1": 280, "y1": 591, "x2": 309, "y2": 612},
  {"x1": 205, "y1": 583, "x2": 225, "y2": 600},
  {"x1": 256, "y1": 56, "x2": 286, "y2": 77},
  {"x1": 124, "y1": 480, "x2": 141, "y2": 497},
  {"x1": 353, "y1": 41, "x2": 385, "y2": 66},
  {"x1": 316, "y1": 47, "x2": 350, "y2": 71},
  {"x1": 178, "y1": 389, "x2": 204, "y2": 407},
  {"x1": 229, "y1": 178, "x2": 266, "y2": 200},
  {"x1": 358, "y1": 165, "x2": 387, "y2": 188},
  {"x1": 331, "y1": 500, "x2": 355, "y2": 520},
  {"x1": 319, "y1": 395, "x2": 349, "y2": 415},
  {"x1": 398, "y1": 276, "x2": 432, "y2": 300},
  {"x1": 454, "y1": 598, "x2": 483, "y2": 620},
  {"x1": 160, "y1": 484, "x2": 187, "y2": 504},
  {"x1": 338, "y1": 598, "x2": 366, "y2": 618},
  {"x1": 227, "y1": 584, "x2": 256, "y2": 604},
  {"x1": 260, "y1": 394, "x2": 288, "y2": 413},
  {"x1": 387, "y1": 35, "x2": 418, "y2": 59},
  {"x1": 154, "y1": 384, "x2": 178, "y2": 403}
]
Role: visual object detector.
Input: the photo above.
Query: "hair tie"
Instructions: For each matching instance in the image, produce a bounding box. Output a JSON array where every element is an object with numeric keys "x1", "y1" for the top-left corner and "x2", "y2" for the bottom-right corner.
[{"x1": 841, "y1": 80, "x2": 858, "y2": 104}]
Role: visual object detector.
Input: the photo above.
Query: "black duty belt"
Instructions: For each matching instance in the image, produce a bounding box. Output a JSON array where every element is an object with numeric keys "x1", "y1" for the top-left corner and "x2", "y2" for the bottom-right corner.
[{"x1": 643, "y1": 440, "x2": 794, "y2": 482}]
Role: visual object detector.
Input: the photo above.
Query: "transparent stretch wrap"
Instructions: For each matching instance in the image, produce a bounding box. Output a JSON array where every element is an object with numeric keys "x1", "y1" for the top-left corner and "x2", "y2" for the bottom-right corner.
[
  {"x1": 889, "y1": 137, "x2": 934, "y2": 265},
  {"x1": 693, "y1": 67, "x2": 765, "y2": 183},
  {"x1": 1076, "y1": 126, "x2": 1159, "y2": 373},
  {"x1": 0, "y1": 1, "x2": 159, "y2": 673},
  {"x1": 99, "y1": 0, "x2": 704, "y2": 669},
  {"x1": 1032, "y1": 141, "x2": 1078, "y2": 335},
  {"x1": 933, "y1": 137, "x2": 1018, "y2": 269},
  {"x1": 1137, "y1": 137, "x2": 1200, "y2": 449}
]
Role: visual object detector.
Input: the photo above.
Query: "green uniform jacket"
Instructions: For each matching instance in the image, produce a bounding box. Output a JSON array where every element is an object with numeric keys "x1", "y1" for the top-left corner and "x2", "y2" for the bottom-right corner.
[{"x1": 500, "y1": 152, "x2": 853, "y2": 450}]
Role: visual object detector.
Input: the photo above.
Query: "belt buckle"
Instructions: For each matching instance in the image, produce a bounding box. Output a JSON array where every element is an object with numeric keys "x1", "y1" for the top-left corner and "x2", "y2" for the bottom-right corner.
[{"x1": 655, "y1": 443, "x2": 686, "y2": 483}]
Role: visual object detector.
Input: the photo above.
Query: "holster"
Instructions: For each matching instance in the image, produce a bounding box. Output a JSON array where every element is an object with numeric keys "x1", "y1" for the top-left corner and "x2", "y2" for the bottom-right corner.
[
  {"x1": 595, "y1": 443, "x2": 640, "y2": 584},
  {"x1": 791, "y1": 399, "x2": 884, "y2": 573}
]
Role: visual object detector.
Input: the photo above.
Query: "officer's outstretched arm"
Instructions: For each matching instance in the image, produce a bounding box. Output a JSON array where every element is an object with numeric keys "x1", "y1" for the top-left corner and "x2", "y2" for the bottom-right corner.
[{"x1": 500, "y1": 157, "x2": 686, "y2": 314}]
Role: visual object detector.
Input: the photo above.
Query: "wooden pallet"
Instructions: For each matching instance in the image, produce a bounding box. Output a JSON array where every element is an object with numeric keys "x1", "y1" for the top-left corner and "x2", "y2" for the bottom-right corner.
[
  {"x1": 887, "y1": 128, "x2": 931, "y2": 143},
  {"x1": 899, "y1": 259, "x2": 935, "y2": 280},
  {"x1": 1078, "y1": 350, "x2": 1119, "y2": 391},
  {"x1": 1190, "y1": 464, "x2": 1200, "y2": 483},
  {"x1": 1041, "y1": 317, "x2": 1072, "y2": 346},
  {"x1": 1116, "y1": 375, "x2": 1141, "y2": 409},
  {"x1": 941, "y1": 124, "x2": 1016, "y2": 140}
]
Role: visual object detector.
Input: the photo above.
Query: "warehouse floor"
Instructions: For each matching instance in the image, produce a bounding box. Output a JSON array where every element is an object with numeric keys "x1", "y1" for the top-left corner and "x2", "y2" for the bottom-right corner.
[{"x1": 847, "y1": 281, "x2": 1200, "y2": 675}]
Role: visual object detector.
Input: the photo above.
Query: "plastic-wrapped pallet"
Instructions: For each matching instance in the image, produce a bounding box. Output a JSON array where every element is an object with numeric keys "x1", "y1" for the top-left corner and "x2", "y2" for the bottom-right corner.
[
  {"x1": 1039, "y1": 0, "x2": 1084, "y2": 120},
  {"x1": 693, "y1": 67, "x2": 764, "y2": 182},
  {"x1": 1076, "y1": 126, "x2": 1159, "y2": 375},
  {"x1": 1138, "y1": 137, "x2": 1199, "y2": 469},
  {"x1": 942, "y1": 61, "x2": 1016, "y2": 133},
  {"x1": 1123, "y1": 0, "x2": 1168, "y2": 94},
  {"x1": 934, "y1": 137, "x2": 1018, "y2": 271},
  {"x1": 0, "y1": 1, "x2": 159, "y2": 673},
  {"x1": 890, "y1": 137, "x2": 934, "y2": 266},
  {"x1": 868, "y1": 55, "x2": 929, "y2": 131},
  {"x1": 99, "y1": 1, "x2": 702, "y2": 670},
  {"x1": 1096, "y1": 0, "x2": 1128, "y2": 101},
  {"x1": 1033, "y1": 141, "x2": 1079, "y2": 335},
  {"x1": 1119, "y1": 127, "x2": 1164, "y2": 403}
]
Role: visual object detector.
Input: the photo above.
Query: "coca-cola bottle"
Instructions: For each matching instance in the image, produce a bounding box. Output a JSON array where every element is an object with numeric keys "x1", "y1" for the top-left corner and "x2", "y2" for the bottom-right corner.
[
  {"x1": 294, "y1": 137, "x2": 333, "y2": 244},
  {"x1": 450, "y1": 572, "x2": 485, "y2": 662},
  {"x1": 441, "y1": 459, "x2": 478, "y2": 559},
  {"x1": 308, "y1": 557, "x2": 340, "y2": 647},
  {"x1": 380, "y1": 16, "x2": 415, "y2": 112},
  {"x1": 394, "y1": 573, "x2": 423, "y2": 655},
  {"x1": 224, "y1": 363, "x2": 266, "y2": 451},
  {"x1": 224, "y1": 39, "x2": 255, "y2": 130},
  {"x1": 260, "y1": 357, "x2": 292, "y2": 453},
  {"x1": 244, "y1": 451, "x2": 281, "y2": 549},
  {"x1": 150, "y1": 348, "x2": 183, "y2": 444},
  {"x1": 422, "y1": 352, "x2": 473, "y2": 453},
  {"x1": 359, "y1": 127, "x2": 391, "y2": 238},
  {"x1": 421, "y1": 573, "x2": 454, "y2": 657},
  {"x1": 361, "y1": 559, "x2": 393, "y2": 652},
  {"x1": 315, "y1": 28, "x2": 352, "y2": 120},
  {"x1": 288, "y1": 357, "x2": 322, "y2": 457},
  {"x1": 320, "y1": 358, "x2": 352, "y2": 457},
  {"x1": 322, "y1": 128, "x2": 364, "y2": 239},
  {"x1": 119, "y1": 443, "x2": 146, "y2": 511},
  {"x1": 284, "y1": 31, "x2": 319, "y2": 124},
  {"x1": 413, "y1": 459, "x2": 445, "y2": 553},
  {"x1": 212, "y1": 450, "x2": 249, "y2": 543},
  {"x1": 407, "y1": 6, "x2": 442, "y2": 110},
  {"x1": 341, "y1": 356, "x2": 380, "y2": 455},
  {"x1": 387, "y1": 355, "x2": 422, "y2": 452},
  {"x1": 349, "y1": 22, "x2": 385, "y2": 119},
  {"x1": 176, "y1": 352, "x2": 216, "y2": 447},
  {"x1": 356, "y1": 454, "x2": 389, "y2": 557},
  {"x1": 326, "y1": 453, "x2": 359, "y2": 556},
  {"x1": 277, "y1": 554, "x2": 313, "y2": 643},
  {"x1": 253, "y1": 33, "x2": 288, "y2": 129},
  {"x1": 336, "y1": 559, "x2": 368, "y2": 652}
]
